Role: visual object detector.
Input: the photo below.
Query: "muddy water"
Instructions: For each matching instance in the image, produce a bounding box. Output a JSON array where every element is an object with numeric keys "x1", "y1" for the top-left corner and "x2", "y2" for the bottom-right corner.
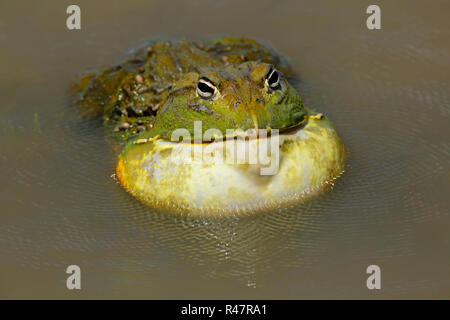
[{"x1": 0, "y1": 0, "x2": 449, "y2": 299}]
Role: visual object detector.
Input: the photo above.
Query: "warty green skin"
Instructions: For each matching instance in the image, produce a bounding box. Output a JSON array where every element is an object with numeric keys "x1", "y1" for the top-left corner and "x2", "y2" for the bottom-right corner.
[{"x1": 72, "y1": 37, "x2": 294, "y2": 140}]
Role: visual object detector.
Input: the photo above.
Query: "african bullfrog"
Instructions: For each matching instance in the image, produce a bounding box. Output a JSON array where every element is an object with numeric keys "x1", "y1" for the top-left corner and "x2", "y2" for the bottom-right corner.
[{"x1": 73, "y1": 38, "x2": 346, "y2": 215}]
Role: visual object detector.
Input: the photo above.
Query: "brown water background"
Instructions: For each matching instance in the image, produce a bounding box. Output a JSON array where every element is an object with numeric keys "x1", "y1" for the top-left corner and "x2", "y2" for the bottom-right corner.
[{"x1": 0, "y1": 0, "x2": 449, "y2": 299}]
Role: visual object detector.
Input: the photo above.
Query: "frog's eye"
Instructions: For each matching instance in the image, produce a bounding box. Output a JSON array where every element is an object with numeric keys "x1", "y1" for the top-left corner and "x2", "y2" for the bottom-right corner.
[
  {"x1": 266, "y1": 67, "x2": 281, "y2": 90},
  {"x1": 197, "y1": 77, "x2": 217, "y2": 99}
]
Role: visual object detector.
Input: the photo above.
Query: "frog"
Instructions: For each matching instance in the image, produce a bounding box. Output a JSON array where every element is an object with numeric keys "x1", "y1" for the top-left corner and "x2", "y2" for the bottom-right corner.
[{"x1": 73, "y1": 37, "x2": 346, "y2": 215}]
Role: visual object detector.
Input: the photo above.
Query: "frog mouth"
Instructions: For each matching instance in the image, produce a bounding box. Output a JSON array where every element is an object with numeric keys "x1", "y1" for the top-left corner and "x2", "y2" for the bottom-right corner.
[
  {"x1": 134, "y1": 115, "x2": 317, "y2": 146},
  {"x1": 183, "y1": 122, "x2": 307, "y2": 145},
  {"x1": 210, "y1": 117, "x2": 309, "y2": 142},
  {"x1": 277, "y1": 120, "x2": 309, "y2": 135}
]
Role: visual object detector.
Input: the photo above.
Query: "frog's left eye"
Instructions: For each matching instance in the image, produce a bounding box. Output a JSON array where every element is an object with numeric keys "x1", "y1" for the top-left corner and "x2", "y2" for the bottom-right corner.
[
  {"x1": 266, "y1": 67, "x2": 281, "y2": 90},
  {"x1": 197, "y1": 77, "x2": 217, "y2": 100}
]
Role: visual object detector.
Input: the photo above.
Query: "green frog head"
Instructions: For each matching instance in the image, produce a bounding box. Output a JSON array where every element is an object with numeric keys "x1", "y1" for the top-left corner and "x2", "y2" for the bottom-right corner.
[{"x1": 146, "y1": 61, "x2": 307, "y2": 141}]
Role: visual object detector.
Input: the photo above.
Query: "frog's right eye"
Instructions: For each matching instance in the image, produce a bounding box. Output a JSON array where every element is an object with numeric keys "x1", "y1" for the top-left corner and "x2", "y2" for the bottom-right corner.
[
  {"x1": 197, "y1": 77, "x2": 217, "y2": 99},
  {"x1": 265, "y1": 67, "x2": 281, "y2": 91}
]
